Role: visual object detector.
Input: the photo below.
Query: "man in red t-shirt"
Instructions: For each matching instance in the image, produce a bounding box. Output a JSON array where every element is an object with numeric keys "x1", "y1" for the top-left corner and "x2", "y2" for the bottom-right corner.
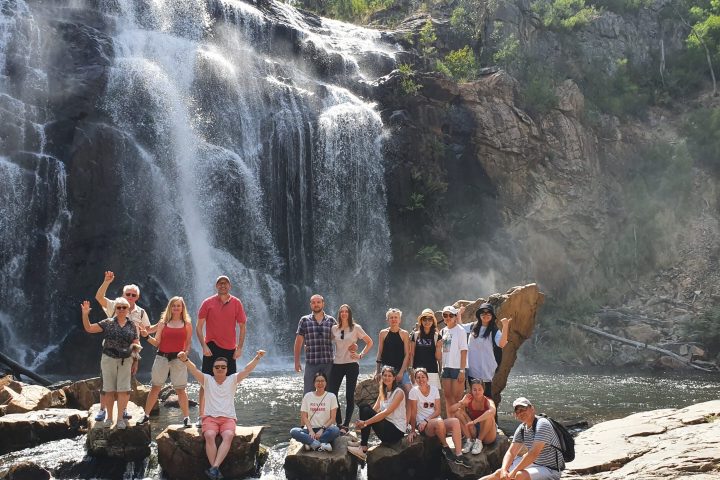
[{"x1": 195, "y1": 275, "x2": 247, "y2": 423}]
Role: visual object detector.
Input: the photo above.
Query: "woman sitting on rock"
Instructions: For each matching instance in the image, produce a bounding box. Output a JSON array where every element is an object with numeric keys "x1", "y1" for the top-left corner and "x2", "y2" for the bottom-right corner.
[
  {"x1": 137, "y1": 296, "x2": 193, "y2": 427},
  {"x1": 347, "y1": 365, "x2": 407, "y2": 462},
  {"x1": 290, "y1": 371, "x2": 341, "y2": 452},
  {"x1": 409, "y1": 309, "x2": 442, "y2": 389},
  {"x1": 449, "y1": 379, "x2": 498, "y2": 455},
  {"x1": 407, "y1": 368, "x2": 470, "y2": 468},
  {"x1": 81, "y1": 298, "x2": 141, "y2": 429}
]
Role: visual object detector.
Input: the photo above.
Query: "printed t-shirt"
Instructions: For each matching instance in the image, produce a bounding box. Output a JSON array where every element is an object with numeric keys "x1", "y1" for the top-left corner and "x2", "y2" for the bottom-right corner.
[
  {"x1": 408, "y1": 385, "x2": 440, "y2": 424},
  {"x1": 98, "y1": 318, "x2": 138, "y2": 358},
  {"x1": 332, "y1": 324, "x2": 367, "y2": 364},
  {"x1": 441, "y1": 324, "x2": 468, "y2": 368},
  {"x1": 202, "y1": 373, "x2": 239, "y2": 419},
  {"x1": 300, "y1": 391, "x2": 339, "y2": 428},
  {"x1": 199, "y1": 295, "x2": 247, "y2": 350}
]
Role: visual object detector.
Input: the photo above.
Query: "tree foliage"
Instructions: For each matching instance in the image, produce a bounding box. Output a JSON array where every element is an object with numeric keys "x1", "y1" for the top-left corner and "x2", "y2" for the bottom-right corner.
[
  {"x1": 531, "y1": 0, "x2": 600, "y2": 30},
  {"x1": 436, "y1": 46, "x2": 478, "y2": 81}
]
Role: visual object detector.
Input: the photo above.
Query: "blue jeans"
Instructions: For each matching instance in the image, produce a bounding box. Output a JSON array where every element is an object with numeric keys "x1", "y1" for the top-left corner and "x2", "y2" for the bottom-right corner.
[{"x1": 290, "y1": 425, "x2": 341, "y2": 446}]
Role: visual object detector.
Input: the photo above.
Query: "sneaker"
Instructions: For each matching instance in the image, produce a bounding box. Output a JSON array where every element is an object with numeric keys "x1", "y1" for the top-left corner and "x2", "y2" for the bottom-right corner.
[
  {"x1": 136, "y1": 414, "x2": 150, "y2": 425},
  {"x1": 319, "y1": 442, "x2": 332, "y2": 452},
  {"x1": 94, "y1": 410, "x2": 106, "y2": 422},
  {"x1": 122, "y1": 409, "x2": 132, "y2": 420},
  {"x1": 347, "y1": 445, "x2": 367, "y2": 462},
  {"x1": 310, "y1": 440, "x2": 321, "y2": 451},
  {"x1": 116, "y1": 419, "x2": 127, "y2": 430},
  {"x1": 182, "y1": 416, "x2": 191, "y2": 428},
  {"x1": 471, "y1": 439, "x2": 484, "y2": 455},
  {"x1": 453, "y1": 454, "x2": 471, "y2": 468},
  {"x1": 103, "y1": 418, "x2": 113, "y2": 427},
  {"x1": 303, "y1": 444, "x2": 311, "y2": 451},
  {"x1": 461, "y1": 438, "x2": 473, "y2": 454},
  {"x1": 205, "y1": 466, "x2": 223, "y2": 480},
  {"x1": 196, "y1": 420, "x2": 203, "y2": 432},
  {"x1": 441, "y1": 446, "x2": 455, "y2": 462}
]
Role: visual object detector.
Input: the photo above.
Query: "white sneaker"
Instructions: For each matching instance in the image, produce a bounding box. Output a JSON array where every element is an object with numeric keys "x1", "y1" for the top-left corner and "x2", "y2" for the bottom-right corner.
[
  {"x1": 116, "y1": 419, "x2": 127, "y2": 430},
  {"x1": 347, "y1": 445, "x2": 367, "y2": 461},
  {"x1": 471, "y1": 439, "x2": 484, "y2": 455},
  {"x1": 461, "y1": 438, "x2": 473, "y2": 454},
  {"x1": 303, "y1": 444, "x2": 311, "y2": 451},
  {"x1": 319, "y1": 442, "x2": 332, "y2": 452}
]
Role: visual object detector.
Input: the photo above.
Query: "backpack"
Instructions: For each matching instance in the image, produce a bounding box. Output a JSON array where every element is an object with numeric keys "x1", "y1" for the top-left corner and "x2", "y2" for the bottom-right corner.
[{"x1": 532, "y1": 415, "x2": 576, "y2": 467}]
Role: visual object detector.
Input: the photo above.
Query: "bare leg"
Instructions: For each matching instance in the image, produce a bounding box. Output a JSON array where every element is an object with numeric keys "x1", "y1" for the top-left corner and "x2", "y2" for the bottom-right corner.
[
  {"x1": 212, "y1": 431, "x2": 235, "y2": 468},
  {"x1": 455, "y1": 409, "x2": 476, "y2": 439},
  {"x1": 176, "y1": 388, "x2": 190, "y2": 418},
  {"x1": 144, "y1": 385, "x2": 162, "y2": 415},
  {"x1": 478, "y1": 417, "x2": 497, "y2": 444},
  {"x1": 103, "y1": 392, "x2": 115, "y2": 422},
  {"x1": 116, "y1": 392, "x2": 130, "y2": 419},
  {"x1": 444, "y1": 418, "x2": 463, "y2": 455},
  {"x1": 441, "y1": 378, "x2": 454, "y2": 414},
  {"x1": 451, "y1": 377, "x2": 465, "y2": 406},
  {"x1": 479, "y1": 470, "x2": 503, "y2": 480},
  {"x1": 199, "y1": 387, "x2": 205, "y2": 418},
  {"x1": 426, "y1": 418, "x2": 447, "y2": 446},
  {"x1": 204, "y1": 430, "x2": 219, "y2": 465}
]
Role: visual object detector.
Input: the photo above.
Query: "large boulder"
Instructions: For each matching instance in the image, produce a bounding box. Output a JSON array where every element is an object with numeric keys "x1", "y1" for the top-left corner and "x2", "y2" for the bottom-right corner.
[
  {"x1": 86, "y1": 402, "x2": 151, "y2": 460},
  {"x1": 63, "y1": 377, "x2": 156, "y2": 413},
  {"x1": 284, "y1": 436, "x2": 359, "y2": 480},
  {"x1": 3, "y1": 462, "x2": 52, "y2": 480},
  {"x1": 366, "y1": 433, "x2": 510, "y2": 480},
  {"x1": 156, "y1": 424, "x2": 264, "y2": 480},
  {"x1": 0, "y1": 381, "x2": 66, "y2": 414},
  {"x1": 0, "y1": 408, "x2": 88, "y2": 454},
  {"x1": 565, "y1": 400, "x2": 720, "y2": 479}
]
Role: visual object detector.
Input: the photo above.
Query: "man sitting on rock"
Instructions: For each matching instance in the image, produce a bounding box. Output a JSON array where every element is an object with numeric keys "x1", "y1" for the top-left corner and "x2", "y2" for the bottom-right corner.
[
  {"x1": 480, "y1": 397, "x2": 563, "y2": 480},
  {"x1": 177, "y1": 350, "x2": 265, "y2": 480}
]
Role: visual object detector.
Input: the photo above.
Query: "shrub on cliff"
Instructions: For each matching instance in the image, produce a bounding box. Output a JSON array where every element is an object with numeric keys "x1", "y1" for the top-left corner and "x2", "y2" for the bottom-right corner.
[
  {"x1": 436, "y1": 46, "x2": 477, "y2": 81},
  {"x1": 531, "y1": 0, "x2": 600, "y2": 31}
]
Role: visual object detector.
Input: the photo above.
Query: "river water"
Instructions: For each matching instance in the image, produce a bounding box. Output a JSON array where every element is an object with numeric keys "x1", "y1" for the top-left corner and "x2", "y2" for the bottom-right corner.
[{"x1": 1, "y1": 366, "x2": 719, "y2": 479}]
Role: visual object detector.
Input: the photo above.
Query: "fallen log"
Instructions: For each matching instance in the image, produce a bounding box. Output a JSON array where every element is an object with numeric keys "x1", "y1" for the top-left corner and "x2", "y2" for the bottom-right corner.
[
  {"x1": 0, "y1": 351, "x2": 52, "y2": 386},
  {"x1": 565, "y1": 321, "x2": 715, "y2": 372}
]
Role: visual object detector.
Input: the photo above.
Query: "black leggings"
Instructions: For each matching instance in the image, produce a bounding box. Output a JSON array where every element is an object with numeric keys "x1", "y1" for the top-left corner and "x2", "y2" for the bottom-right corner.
[
  {"x1": 327, "y1": 362, "x2": 360, "y2": 426},
  {"x1": 358, "y1": 404, "x2": 405, "y2": 447}
]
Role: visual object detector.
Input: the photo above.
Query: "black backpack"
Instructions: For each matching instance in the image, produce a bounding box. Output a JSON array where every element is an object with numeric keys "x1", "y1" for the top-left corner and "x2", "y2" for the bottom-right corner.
[{"x1": 532, "y1": 415, "x2": 576, "y2": 467}]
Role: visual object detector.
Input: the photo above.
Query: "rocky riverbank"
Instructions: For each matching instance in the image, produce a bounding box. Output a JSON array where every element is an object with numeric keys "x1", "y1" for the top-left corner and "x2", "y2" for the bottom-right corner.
[{"x1": 565, "y1": 400, "x2": 720, "y2": 480}]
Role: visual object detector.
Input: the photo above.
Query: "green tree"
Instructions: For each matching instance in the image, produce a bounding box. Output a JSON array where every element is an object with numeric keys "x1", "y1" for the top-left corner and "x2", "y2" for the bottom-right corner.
[
  {"x1": 531, "y1": 0, "x2": 600, "y2": 30},
  {"x1": 419, "y1": 19, "x2": 437, "y2": 58},
  {"x1": 436, "y1": 46, "x2": 477, "y2": 81},
  {"x1": 397, "y1": 63, "x2": 422, "y2": 95}
]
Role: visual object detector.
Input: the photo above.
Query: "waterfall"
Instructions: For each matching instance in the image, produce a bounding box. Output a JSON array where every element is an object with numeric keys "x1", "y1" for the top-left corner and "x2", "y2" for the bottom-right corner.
[{"x1": 1, "y1": 0, "x2": 401, "y2": 368}]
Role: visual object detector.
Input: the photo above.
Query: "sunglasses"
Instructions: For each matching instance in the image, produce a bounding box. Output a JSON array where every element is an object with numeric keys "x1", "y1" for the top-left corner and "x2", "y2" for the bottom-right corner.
[
  {"x1": 213, "y1": 365, "x2": 227, "y2": 370},
  {"x1": 514, "y1": 406, "x2": 529, "y2": 414},
  {"x1": 115, "y1": 306, "x2": 128, "y2": 310},
  {"x1": 125, "y1": 293, "x2": 138, "y2": 298},
  {"x1": 421, "y1": 317, "x2": 434, "y2": 322},
  {"x1": 442, "y1": 313, "x2": 456, "y2": 318},
  {"x1": 340, "y1": 330, "x2": 345, "y2": 340},
  {"x1": 422, "y1": 402, "x2": 435, "y2": 408}
]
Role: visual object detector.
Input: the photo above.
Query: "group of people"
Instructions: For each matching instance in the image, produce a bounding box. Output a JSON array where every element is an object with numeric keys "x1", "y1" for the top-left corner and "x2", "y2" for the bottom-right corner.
[{"x1": 81, "y1": 273, "x2": 565, "y2": 480}]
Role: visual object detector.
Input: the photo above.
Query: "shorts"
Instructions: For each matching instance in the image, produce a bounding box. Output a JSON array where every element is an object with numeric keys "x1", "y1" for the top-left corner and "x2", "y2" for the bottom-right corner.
[
  {"x1": 202, "y1": 416, "x2": 237, "y2": 434},
  {"x1": 400, "y1": 370, "x2": 411, "y2": 385},
  {"x1": 441, "y1": 367, "x2": 461, "y2": 380},
  {"x1": 100, "y1": 354, "x2": 132, "y2": 392},
  {"x1": 201, "y1": 341, "x2": 237, "y2": 375},
  {"x1": 509, "y1": 458, "x2": 561, "y2": 480},
  {"x1": 150, "y1": 354, "x2": 188, "y2": 388}
]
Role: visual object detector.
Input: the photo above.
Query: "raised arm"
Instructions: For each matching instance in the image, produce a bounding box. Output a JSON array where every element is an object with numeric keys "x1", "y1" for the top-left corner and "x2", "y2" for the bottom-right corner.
[
  {"x1": 94, "y1": 271, "x2": 114, "y2": 308},
  {"x1": 236, "y1": 350, "x2": 266, "y2": 382},
  {"x1": 177, "y1": 351, "x2": 205, "y2": 384},
  {"x1": 498, "y1": 317, "x2": 512, "y2": 348},
  {"x1": 81, "y1": 301, "x2": 103, "y2": 334}
]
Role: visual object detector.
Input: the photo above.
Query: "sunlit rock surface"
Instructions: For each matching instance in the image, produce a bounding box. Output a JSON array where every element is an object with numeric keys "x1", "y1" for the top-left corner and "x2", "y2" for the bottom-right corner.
[
  {"x1": 565, "y1": 400, "x2": 720, "y2": 480},
  {"x1": 156, "y1": 424, "x2": 264, "y2": 480},
  {"x1": 0, "y1": 381, "x2": 66, "y2": 414},
  {"x1": 0, "y1": 408, "x2": 87, "y2": 454},
  {"x1": 63, "y1": 377, "x2": 157, "y2": 413},
  {"x1": 284, "y1": 436, "x2": 359, "y2": 480},
  {"x1": 86, "y1": 402, "x2": 151, "y2": 460}
]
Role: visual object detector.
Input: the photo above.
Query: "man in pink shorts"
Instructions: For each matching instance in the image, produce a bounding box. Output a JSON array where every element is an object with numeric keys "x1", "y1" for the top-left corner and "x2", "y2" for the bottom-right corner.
[{"x1": 178, "y1": 349, "x2": 265, "y2": 480}]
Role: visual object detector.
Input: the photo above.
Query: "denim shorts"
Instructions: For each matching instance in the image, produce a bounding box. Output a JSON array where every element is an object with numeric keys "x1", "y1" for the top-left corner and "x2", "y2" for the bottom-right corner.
[
  {"x1": 441, "y1": 367, "x2": 461, "y2": 380},
  {"x1": 400, "y1": 370, "x2": 412, "y2": 385}
]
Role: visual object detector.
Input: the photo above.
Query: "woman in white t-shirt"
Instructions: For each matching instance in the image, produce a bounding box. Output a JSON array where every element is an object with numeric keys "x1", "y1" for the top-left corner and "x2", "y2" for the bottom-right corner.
[
  {"x1": 440, "y1": 305, "x2": 469, "y2": 410},
  {"x1": 327, "y1": 304, "x2": 373, "y2": 434},
  {"x1": 407, "y1": 369, "x2": 470, "y2": 468},
  {"x1": 347, "y1": 365, "x2": 406, "y2": 462},
  {"x1": 290, "y1": 371, "x2": 340, "y2": 452}
]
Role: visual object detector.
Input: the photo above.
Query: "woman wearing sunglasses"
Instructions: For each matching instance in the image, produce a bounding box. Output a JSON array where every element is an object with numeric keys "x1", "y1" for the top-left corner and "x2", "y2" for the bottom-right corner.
[
  {"x1": 407, "y1": 368, "x2": 470, "y2": 468},
  {"x1": 327, "y1": 304, "x2": 373, "y2": 434},
  {"x1": 81, "y1": 297, "x2": 141, "y2": 430},
  {"x1": 409, "y1": 308, "x2": 442, "y2": 389},
  {"x1": 439, "y1": 305, "x2": 468, "y2": 411}
]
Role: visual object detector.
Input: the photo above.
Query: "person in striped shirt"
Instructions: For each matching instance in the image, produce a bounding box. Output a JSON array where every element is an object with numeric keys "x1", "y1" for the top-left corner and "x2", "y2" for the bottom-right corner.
[{"x1": 480, "y1": 397, "x2": 563, "y2": 480}]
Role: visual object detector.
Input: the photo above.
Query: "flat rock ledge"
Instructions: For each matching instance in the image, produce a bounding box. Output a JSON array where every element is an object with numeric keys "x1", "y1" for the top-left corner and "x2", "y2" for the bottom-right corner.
[
  {"x1": 86, "y1": 402, "x2": 151, "y2": 460},
  {"x1": 366, "y1": 431, "x2": 510, "y2": 480},
  {"x1": 0, "y1": 408, "x2": 88, "y2": 454},
  {"x1": 284, "y1": 436, "x2": 360, "y2": 480},
  {"x1": 157, "y1": 424, "x2": 264, "y2": 480},
  {"x1": 63, "y1": 377, "x2": 156, "y2": 413},
  {"x1": 564, "y1": 400, "x2": 720, "y2": 480}
]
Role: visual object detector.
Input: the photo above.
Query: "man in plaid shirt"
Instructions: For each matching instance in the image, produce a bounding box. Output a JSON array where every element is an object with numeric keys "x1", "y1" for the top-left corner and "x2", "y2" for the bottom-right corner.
[{"x1": 294, "y1": 294, "x2": 337, "y2": 393}]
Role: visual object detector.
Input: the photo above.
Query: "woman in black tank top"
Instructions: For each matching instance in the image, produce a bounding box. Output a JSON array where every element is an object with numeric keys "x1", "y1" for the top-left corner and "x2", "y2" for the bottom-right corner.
[{"x1": 375, "y1": 308, "x2": 412, "y2": 396}]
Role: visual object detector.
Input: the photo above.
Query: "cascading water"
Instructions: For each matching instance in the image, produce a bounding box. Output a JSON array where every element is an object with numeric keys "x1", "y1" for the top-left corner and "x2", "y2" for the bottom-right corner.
[{"x1": 0, "y1": 0, "x2": 399, "y2": 369}]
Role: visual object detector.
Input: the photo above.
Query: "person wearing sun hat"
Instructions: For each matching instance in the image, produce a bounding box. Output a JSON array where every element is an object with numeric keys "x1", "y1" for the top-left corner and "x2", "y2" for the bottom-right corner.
[{"x1": 480, "y1": 397, "x2": 563, "y2": 480}]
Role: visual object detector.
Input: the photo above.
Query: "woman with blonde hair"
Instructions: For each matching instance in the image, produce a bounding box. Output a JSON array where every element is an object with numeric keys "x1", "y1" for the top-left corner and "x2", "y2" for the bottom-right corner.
[{"x1": 137, "y1": 296, "x2": 193, "y2": 427}]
